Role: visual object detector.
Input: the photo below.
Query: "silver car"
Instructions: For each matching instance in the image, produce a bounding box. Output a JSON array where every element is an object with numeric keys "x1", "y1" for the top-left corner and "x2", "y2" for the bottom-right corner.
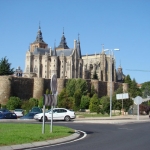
[
  {"x1": 34, "y1": 108, "x2": 76, "y2": 122},
  {"x1": 14, "y1": 109, "x2": 24, "y2": 118}
]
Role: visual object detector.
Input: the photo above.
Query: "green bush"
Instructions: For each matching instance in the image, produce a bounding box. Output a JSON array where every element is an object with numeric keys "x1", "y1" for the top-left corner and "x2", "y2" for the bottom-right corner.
[
  {"x1": 80, "y1": 95, "x2": 90, "y2": 109},
  {"x1": 29, "y1": 98, "x2": 38, "y2": 107},
  {"x1": 89, "y1": 94, "x2": 99, "y2": 112},
  {"x1": 6, "y1": 97, "x2": 22, "y2": 110}
]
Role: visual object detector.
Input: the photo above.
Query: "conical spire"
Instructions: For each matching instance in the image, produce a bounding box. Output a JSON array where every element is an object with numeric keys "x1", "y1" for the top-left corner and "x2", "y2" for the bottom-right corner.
[
  {"x1": 77, "y1": 33, "x2": 81, "y2": 58},
  {"x1": 34, "y1": 23, "x2": 45, "y2": 43},
  {"x1": 56, "y1": 28, "x2": 69, "y2": 49}
]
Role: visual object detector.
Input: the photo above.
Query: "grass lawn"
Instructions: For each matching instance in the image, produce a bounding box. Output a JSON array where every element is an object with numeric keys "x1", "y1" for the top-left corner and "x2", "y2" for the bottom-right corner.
[
  {"x1": 76, "y1": 113, "x2": 119, "y2": 117},
  {"x1": 0, "y1": 123, "x2": 74, "y2": 146}
]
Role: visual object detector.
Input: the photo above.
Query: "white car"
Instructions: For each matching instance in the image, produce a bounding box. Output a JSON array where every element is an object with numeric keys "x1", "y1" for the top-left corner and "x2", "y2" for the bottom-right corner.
[
  {"x1": 34, "y1": 108, "x2": 76, "y2": 122},
  {"x1": 14, "y1": 109, "x2": 24, "y2": 118}
]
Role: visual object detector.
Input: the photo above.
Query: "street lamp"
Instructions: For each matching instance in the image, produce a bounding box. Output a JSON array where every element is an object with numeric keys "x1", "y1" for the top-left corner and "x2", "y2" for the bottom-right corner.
[{"x1": 104, "y1": 48, "x2": 120, "y2": 118}]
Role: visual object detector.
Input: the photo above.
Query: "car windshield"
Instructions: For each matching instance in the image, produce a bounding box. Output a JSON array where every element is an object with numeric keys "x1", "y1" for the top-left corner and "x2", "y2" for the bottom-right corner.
[{"x1": 25, "y1": 113, "x2": 35, "y2": 117}]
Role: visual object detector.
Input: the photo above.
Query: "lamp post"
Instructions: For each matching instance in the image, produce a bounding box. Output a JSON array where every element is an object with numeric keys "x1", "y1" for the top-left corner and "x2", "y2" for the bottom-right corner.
[{"x1": 104, "y1": 48, "x2": 120, "y2": 118}]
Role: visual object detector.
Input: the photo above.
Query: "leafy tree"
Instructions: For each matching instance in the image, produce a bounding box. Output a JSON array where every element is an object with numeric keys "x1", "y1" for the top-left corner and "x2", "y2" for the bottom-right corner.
[
  {"x1": 66, "y1": 78, "x2": 88, "y2": 97},
  {"x1": 141, "y1": 81, "x2": 150, "y2": 98},
  {"x1": 124, "y1": 75, "x2": 132, "y2": 88},
  {"x1": 6, "y1": 97, "x2": 22, "y2": 110},
  {"x1": 90, "y1": 85, "x2": 96, "y2": 97},
  {"x1": 58, "y1": 88, "x2": 74, "y2": 109},
  {"x1": 130, "y1": 78, "x2": 142, "y2": 98},
  {"x1": 89, "y1": 94, "x2": 99, "y2": 112},
  {"x1": 29, "y1": 98, "x2": 38, "y2": 107},
  {"x1": 38, "y1": 96, "x2": 44, "y2": 108},
  {"x1": 92, "y1": 70, "x2": 98, "y2": 79},
  {"x1": 0, "y1": 57, "x2": 14, "y2": 75},
  {"x1": 21, "y1": 100, "x2": 35, "y2": 113},
  {"x1": 100, "y1": 96, "x2": 110, "y2": 114},
  {"x1": 80, "y1": 95, "x2": 90, "y2": 109},
  {"x1": 73, "y1": 89, "x2": 82, "y2": 111}
]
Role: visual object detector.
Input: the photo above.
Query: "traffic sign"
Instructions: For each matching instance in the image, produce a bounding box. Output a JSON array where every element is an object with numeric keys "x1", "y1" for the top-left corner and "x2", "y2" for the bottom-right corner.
[{"x1": 51, "y1": 74, "x2": 57, "y2": 95}]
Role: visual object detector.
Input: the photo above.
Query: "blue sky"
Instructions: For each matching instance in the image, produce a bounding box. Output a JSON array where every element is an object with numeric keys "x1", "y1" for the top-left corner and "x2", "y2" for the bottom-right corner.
[{"x1": 0, "y1": 0, "x2": 150, "y2": 84}]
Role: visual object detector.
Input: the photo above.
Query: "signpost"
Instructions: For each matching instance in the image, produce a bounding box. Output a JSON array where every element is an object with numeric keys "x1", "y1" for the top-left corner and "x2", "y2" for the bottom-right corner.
[
  {"x1": 42, "y1": 74, "x2": 57, "y2": 134},
  {"x1": 132, "y1": 96, "x2": 143, "y2": 120},
  {"x1": 50, "y1": 74, "x2": 57, "y2": 133},
  {"x1": 116, "y1": 93, "x2": 129, "y2": 115}
]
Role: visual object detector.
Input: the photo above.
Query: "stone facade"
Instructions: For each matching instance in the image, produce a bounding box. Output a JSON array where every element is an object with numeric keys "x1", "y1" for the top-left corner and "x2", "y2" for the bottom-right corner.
[
  {"x1": 23, "y1": 26, "x2": 123, "y2": 82},
  {"x1": 0, "y1": 76, "x2": 128, "y2": 105}
]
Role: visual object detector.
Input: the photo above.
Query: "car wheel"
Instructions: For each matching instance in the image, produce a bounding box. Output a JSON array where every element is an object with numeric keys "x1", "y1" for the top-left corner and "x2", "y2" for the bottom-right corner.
[
  {"x1": 40, "y1": 116, "x2": 47, "y2": 122},
  {"x1": 64, "y1": 116, "x2": 70, "y2": 121}
]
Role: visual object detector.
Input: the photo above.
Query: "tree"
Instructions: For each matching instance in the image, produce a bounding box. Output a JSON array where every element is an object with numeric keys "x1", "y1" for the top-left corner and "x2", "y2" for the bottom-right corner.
[
  {"x1": 89, "y1": 94, "x2": 99, "y2": 112},
  {"x1": 58, "y1": 88, "x2": 74, "y2": 109},
  {"x1": 141, "y1": 81, "x2": 150, "y2": 98},
  {"x1": 6, "y1": 97, "x2": 22, "y2": 110},
  {"x1": 38, "y1": 96, "x2": 44, "y2": 108},
  {"x1": 0, "y1": 57, "x2": 14, "y2": 75},
  {"x1": 130, "y1": 78, "x2": 142, "y2": 98},
  {"x1": 29, "y1": 98, "x2": 38, "y2": 107},
  {"x1": 80, "y1": 95, "x2": 90, "y2": 109},
  {"x1": 73, "y1": 89, "x2": 82, "y2": 111},
  {"x1": 90, "y1": 85, "x2": 96, "y2": 97},
  {"x1": 66, "y1": 78, "x2": 88, "y2": 97},
  {"x1": 100, "y1": 96, "x2": 110, "y2": 114}
]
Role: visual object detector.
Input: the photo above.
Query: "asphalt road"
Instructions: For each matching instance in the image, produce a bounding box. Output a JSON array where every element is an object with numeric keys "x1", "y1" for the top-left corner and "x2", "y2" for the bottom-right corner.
[{"x1": 33, "y1": 121, "x2": 150, "y2": 150}]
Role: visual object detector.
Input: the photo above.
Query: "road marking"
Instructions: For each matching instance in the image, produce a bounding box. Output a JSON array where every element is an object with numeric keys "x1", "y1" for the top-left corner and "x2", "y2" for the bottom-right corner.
[
  {"x1": 118, "y1": 128, "x2": 133, "y2": 130},
  {"x1": 25, "y1": 130, "x2": 87, "y2": 150}
]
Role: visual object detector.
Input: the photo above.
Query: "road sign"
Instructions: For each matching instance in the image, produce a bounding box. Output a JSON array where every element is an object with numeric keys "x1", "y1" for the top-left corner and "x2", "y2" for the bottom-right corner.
[
  {"x1": 133, "y1": 96, "x2": 143, "y2": 105},
  {"x1": 116, "y1": 93, "x2": 129, "y2": 100},
  {"x1": 51, "y1": 74, "x2": 57, "y2": 95}
]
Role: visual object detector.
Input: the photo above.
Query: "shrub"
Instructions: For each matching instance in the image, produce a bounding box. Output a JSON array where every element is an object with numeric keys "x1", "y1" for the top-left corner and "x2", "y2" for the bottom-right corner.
[{"x1": 6, "y1": 97, "x2": 22, "y2": 110}]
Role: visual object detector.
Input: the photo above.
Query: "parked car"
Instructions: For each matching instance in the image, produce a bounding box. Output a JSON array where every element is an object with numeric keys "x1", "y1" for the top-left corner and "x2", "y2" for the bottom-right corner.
[
  {"x1": 0, "y1": 108, "x2": 10, "y2": 113},
  {"x1": 0, "y1": 112, "x2": 17, "y2": 119},
  {"x1": 19, "y1": 112, "x2": 38, "y2": 119},
  {"x1": 14, "y1": 109, "x2": 24, "y2": 118},
  {"x1": 30, "y1": 107, "x2": 43, "y2": 113},
  {"x1": 34, "y1": 108, "x2": 76, "y2": 122}
]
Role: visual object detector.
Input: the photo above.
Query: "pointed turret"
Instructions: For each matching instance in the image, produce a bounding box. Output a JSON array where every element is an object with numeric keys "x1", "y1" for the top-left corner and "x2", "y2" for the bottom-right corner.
[
  {"x1": 30, "y1": 24, "x2": 48, "y2": 52},
  {"x1": 56, "y1": 29, "x2": 69, "y2": 50},
  {"x1": 53, "y1": 41, "x2": 57, "y2": 56},
  {"x1": 34, "y1": 24, "x2": 46, "y2": 43},
  {"x1": 77, "y1": 33, "x2": 81, "y2": 58}
]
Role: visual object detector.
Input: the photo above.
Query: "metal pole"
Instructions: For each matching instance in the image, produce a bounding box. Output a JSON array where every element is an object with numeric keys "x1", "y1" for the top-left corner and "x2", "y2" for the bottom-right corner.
[
  {"x1": 50, "y1": 105, "x2": 53, "y2": 133},
  {"x1": 110, "y1": 50, "x2": 112, "y2": 118},
  {"x1": 42, "y1": 104, "x2": 45, "y2": 134}
]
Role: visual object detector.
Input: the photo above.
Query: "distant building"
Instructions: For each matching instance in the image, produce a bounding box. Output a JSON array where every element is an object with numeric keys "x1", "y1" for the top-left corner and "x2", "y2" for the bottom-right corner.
[
  {"x1": 116, "y1": 65, "x2": 125, "y2": 82},
  {"x1": 24, "y1": 25, "x2": 124, "y2": 82},
  {"x1": 14, "y1": 66, "x2": 23, "y2": 77}
]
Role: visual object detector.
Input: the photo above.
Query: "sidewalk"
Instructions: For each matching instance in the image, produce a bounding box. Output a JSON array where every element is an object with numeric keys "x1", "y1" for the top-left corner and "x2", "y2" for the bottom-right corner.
[
  {"x1": 74, "y1": 114, "x2": 150, "y2": 124},
  {"x1": 0, "y1": 115, "x2": 149, "y2": 150}
]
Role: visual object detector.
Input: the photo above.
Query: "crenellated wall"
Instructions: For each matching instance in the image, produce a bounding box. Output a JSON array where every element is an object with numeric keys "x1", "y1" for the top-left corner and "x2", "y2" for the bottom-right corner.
[{"x1": 0, "y1": 76, "x2": 128, "y2": 105}]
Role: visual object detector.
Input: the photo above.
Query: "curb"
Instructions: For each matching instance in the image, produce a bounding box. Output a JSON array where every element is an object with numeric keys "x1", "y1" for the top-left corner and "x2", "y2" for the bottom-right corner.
[{"x1": 0, "y1": 130, "x2": 80, "y2": 150}]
